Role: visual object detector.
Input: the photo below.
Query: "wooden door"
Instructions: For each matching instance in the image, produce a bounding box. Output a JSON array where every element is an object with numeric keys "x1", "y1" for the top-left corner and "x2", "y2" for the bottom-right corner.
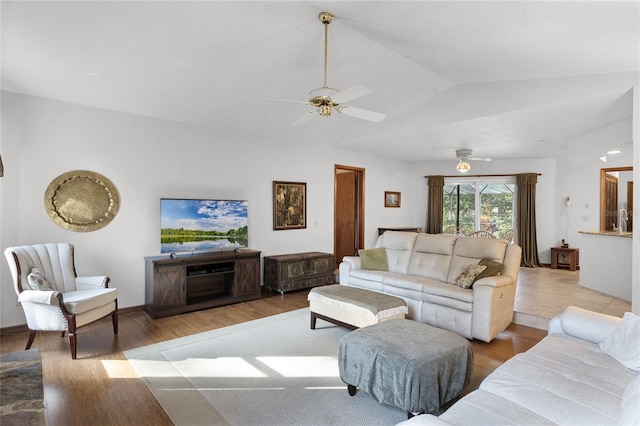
[
  {"x1": 605, "y1": 173, "x2": 618, "y2": 231},
  {"x1": 628, "y1": 181, "x2": 633, "y2": 232},
  {"x1": 334, "y1": 165, "x2": 364, "y2": 271}
]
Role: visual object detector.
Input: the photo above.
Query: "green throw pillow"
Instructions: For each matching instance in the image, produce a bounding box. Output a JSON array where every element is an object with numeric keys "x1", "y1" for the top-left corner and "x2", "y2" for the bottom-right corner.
[
  {"x1": 475, "y1": 258, "x2": 505, "y2": 281},
  {"x1": 455, "y1": 264, "x2": 487, "y2": 289},
  {"x1": 358, "y1": 248, "x2": 389, "y2": 271}
]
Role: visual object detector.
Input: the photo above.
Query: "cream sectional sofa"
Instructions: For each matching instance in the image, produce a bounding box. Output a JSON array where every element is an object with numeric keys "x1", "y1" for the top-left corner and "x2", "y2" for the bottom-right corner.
[
  {"x1": 339, "y1": 231, "x2": 522, "y2": 342},
  {"x1": 398, "y1": 306, "x2": 640, "y2": 425}
]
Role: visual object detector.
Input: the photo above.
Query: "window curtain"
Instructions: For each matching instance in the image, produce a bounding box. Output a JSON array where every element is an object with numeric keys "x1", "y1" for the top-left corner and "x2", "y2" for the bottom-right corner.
[
  {"x1": 516, "y1": 173, "x2": 540, "y2": 267},
  {"x1": 426, "y1": 176, "x2": 445, "y2": 234}
]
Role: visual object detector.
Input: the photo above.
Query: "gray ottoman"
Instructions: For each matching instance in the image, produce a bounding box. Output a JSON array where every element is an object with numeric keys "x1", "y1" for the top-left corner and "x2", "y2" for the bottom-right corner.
[{"x1": 338, "y1": 319, "x2": 473, "y2": 415}]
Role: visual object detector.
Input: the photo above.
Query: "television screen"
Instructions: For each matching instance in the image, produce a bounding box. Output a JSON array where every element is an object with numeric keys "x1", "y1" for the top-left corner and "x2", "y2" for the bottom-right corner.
[{"x1": 160, "y1": 198, "x2": 248, "y2": 254}]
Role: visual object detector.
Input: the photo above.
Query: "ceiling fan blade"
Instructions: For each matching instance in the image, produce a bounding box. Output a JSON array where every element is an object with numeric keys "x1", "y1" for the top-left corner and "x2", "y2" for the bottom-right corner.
[
  {"x1": 261, "y1": 98, "x2": 309, "y2": 105},
  {"x1": 292, "y1": 110, "x2": 318, "y2": 126},
  {"x1": 338, "y1": 105, "x2": 385, "y2": 123},
  {"x1": 331, "y1": 85, "x2": 373, "y2": 104},
  {"x1": 470, "y1": 157, "x2": 493, "y2": 162}
]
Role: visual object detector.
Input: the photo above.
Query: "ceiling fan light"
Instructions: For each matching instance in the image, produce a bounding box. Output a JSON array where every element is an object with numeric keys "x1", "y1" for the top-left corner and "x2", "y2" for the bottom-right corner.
[
  {"x1": 456, "y1": 160, "x2": 471, "y2": 173},
  {"x1": 319, "y1": 104, "x2": 332, "y2": 116}
]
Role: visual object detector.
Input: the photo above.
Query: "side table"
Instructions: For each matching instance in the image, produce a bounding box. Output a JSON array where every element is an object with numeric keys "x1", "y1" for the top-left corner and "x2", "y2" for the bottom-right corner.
[{"x1": 551, "y1": 247, "x2": 579, "y2": 271}]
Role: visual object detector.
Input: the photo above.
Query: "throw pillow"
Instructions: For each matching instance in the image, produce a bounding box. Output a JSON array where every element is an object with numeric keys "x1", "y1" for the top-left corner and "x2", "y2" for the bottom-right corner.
[
  {"x1": 599, "y1": 312, "x2": 640, "y2": 371},
  {"x1": 358, "y1": 248, "x2": 389, "y2": 271},
  {"x1": 474, "y1": 258, "x2": 504, "y2": 281},
  {"x1": 455, "y1": 264, "x2": 487, "y2": 289},
  {"x1": 27, "y1": 267, "x2": 56, "y2": 291}
]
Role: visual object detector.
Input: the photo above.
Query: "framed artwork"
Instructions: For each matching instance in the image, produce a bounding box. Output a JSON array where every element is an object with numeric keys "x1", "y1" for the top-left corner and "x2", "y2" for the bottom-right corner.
[
  {"x1": 273, "y1": 181, "x2": 306, "y2": 230},
  {"x1": 385, "y1": 191, "x2": 401, "y2": 208}
]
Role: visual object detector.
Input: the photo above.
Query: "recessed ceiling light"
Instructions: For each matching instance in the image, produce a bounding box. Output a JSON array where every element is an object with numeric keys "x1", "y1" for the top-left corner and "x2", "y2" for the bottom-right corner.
[{"x1": 607, "y1": 150, "x2": 621, "y2": 154}]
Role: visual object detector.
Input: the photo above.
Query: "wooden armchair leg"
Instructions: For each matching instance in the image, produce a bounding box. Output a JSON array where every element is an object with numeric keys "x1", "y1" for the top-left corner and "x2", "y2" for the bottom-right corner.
[
  {"x1": 67, "y1": 316, "x2": 78, "y2": 360},
  {"x1": 25, "y1": 330, "x2": 37, "y2": 350},
  {"x1": 69, "y1": 332, "x2": 77, "y2": 360}
]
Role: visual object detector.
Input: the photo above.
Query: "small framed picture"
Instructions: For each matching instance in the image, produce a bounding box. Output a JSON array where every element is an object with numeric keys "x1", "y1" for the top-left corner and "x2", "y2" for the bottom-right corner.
[
  {"x1": 385, "y1": 191, "x2": 401, "y2": 208},
  {"x1": 273, "y1": 181, "x2": 306, "y2": 230}
]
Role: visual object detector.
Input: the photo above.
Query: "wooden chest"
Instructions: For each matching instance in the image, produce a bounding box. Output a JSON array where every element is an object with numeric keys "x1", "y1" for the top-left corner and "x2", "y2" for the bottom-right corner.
[{"x1": 263, "y1": 251, "x2": 335, "y2": 294}]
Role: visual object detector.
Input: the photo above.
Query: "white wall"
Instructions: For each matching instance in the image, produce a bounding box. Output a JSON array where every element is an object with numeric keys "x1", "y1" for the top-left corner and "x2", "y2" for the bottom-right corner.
[
  {"x1": 0, "y1": 92, "x2": 425, "y2": 326},
  {"x1": 2, "y1": 80, "x2": 639, "y2": 326}
]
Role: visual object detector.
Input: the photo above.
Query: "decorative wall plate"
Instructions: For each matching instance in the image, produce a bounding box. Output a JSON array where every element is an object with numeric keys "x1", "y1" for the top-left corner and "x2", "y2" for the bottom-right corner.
[{"x1": 44, "y1": 170, "x2": 119, "y2": 232}]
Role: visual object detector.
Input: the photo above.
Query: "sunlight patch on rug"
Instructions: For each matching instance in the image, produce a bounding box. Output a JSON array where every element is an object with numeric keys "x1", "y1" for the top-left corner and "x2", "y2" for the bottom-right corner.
[{"x1": 125, "y1": 308, "x2": 407, "y2": 426}]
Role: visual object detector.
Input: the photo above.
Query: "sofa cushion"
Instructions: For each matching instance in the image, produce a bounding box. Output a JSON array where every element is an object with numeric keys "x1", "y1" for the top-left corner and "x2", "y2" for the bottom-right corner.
[
  {"x1": 480, "y1": 333, "x2": 636, "y2": 425},
  {"x1": 350, "y1": 269, "x2": 385, "y2": 282},
  {"x1": 599, "y1": 311, "x2": 640, "y2": 371},
  {"x1": 62, "y1": 288, "x2": 117, "y2": 314},
  {"x1": 421, "y1": 280, "x2": 474, "y2": 304},
  {"x1": 348, "y1": 269, "x2": 405, "y2": 292},
  {"x1": 436, "y1": 389, "x2": 554, "y2": 425},
  {"x1": 446, "y1": 237, "x2": 507, "y2": 283},
  {"x1": 375, "y1": 231, "x2": 417, "y2": 274},
  {"x1": 358, "y1": 248, "x2": 388, "y2": 271},
  {"x1": 407, "y1": 234, "x2": 456, "y2": 281},
  {"x1": 383, "y1": 274, "x2": 444, "y2": 293}
]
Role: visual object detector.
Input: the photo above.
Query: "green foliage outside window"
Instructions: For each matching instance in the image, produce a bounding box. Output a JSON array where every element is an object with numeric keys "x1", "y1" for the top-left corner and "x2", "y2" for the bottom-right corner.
[{"x1": 443, "y1": 183, "x2": 514, "y2": 236}]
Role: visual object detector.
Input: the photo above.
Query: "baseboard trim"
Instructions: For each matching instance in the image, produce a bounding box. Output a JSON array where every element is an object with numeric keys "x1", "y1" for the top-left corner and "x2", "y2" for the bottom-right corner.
[
  {"x1": 0, "y1": 323, "x2": 29, "y2": 336},
  {"x1": 0, "y1": 305, "x2": 146, "y2": 336}
]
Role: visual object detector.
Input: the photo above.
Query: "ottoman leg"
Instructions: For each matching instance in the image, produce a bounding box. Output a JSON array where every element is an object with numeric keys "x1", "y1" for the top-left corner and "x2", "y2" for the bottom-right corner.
[
  {"x1": 347, "y1": 384, "x2": 357, "y2": 396},
  {"x1": 310, "y1": 312, "x2": 317, "y2": 330}
]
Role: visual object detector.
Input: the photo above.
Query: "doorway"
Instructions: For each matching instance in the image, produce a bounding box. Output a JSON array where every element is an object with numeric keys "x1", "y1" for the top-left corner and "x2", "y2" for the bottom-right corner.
[{"x1": 334, "y1": 165, "x2": 365, "y2": 271}]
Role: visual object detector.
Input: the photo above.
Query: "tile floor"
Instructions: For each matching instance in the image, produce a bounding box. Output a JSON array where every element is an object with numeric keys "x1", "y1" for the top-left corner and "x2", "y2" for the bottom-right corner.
[{"x1": 513, "y1": 266, "x2": 632, "y2": 330}]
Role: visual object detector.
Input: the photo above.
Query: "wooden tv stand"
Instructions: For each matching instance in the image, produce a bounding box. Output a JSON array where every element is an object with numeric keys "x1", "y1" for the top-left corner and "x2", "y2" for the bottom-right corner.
[{"x1": 144, "y1": 249, "x2": 261, "y2": 319}]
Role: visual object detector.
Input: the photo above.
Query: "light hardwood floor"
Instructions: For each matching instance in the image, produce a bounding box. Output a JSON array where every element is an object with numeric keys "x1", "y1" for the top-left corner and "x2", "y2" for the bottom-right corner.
[{"x1": 4, "y1": 265, "x2": 630, "y2": 426}]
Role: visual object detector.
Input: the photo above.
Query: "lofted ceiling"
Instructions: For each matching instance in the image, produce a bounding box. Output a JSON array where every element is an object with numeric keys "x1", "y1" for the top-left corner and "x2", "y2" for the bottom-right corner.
[{"x1": 1, "y1": 1, "x2": 638, "y2": 162}]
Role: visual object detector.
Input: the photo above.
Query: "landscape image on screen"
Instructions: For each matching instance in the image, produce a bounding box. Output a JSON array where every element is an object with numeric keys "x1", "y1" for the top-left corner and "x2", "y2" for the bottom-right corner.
[{"x1": 160, "y1": 199, "x2": 248, "y2": 254}]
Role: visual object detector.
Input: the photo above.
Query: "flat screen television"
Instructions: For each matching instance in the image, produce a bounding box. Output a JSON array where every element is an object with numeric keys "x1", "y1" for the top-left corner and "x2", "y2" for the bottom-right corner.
[{"x1": 160, "y1": 198, "x2": 248, "y2": 254}]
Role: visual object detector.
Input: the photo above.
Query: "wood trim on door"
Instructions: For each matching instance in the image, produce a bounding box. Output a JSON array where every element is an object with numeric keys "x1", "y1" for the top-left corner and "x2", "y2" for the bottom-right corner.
[
  {"x1": 600, "y1": 166, "x2": 632, "y2": 231},
  {"x1": 334, "y1": 165, "x2": 365, "y2": 271}
]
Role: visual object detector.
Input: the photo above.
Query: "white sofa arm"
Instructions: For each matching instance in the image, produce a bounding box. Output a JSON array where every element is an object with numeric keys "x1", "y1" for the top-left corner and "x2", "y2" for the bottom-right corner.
[
  {"x1": 76, "y1": 275, "x2": 110, "y2": 290},
  {"x1": 338, "y1": 257, "x2": 361, "y2": 287},
  {"x1": 18, "y1": 290, "x2": 60, "y2": 305},
  {"x1": 548, "y1": 306, "x2": 622, "y2": 344},
  {"x1": 473, "y1": 275, "x2": 513, "y2": 289},
  {"x1": 341, "y1": 256, "x2": 361, "y2": 270}
]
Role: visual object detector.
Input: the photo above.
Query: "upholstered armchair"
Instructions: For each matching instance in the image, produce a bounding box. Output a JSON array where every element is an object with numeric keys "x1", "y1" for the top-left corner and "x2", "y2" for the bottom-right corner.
[{"x1": 4, "y1": 243, "x2": 118, "y2": 359}]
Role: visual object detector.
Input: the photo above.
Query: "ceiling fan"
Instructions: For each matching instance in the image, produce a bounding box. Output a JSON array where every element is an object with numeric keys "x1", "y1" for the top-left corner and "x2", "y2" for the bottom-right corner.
[
  {"x1": 271, "y1": 12, "x2": 385, "y2": 126},
  {"x1": 455, "y1": 149, "x2": 492, "y2": 173}
]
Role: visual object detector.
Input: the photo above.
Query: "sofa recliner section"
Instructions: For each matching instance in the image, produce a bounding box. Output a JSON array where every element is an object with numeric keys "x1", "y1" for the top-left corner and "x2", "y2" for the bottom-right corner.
[{"x1": 339, "y1": 231, "x2": 522, "y2": 342}]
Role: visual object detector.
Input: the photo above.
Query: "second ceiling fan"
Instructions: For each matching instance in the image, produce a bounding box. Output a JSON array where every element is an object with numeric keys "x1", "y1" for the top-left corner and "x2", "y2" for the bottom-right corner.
[
  {"x1": 274, "y1": 12, "x2": 385, "y2": 126},
  {"x1": 455, "y1": 149, "x2": 492, "y2": 173}
]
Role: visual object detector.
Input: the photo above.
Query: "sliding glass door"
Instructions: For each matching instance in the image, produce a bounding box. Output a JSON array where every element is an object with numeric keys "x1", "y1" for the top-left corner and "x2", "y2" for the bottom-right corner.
[{"x1": 443, "y1": 178, "x2": 515, "y2": 237}]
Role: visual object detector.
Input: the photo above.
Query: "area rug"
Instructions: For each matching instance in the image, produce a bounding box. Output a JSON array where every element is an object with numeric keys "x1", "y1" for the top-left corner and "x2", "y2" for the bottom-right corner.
[
  {"x1": 124, "y1": 308, "x2": 407, "y2": 425},
  {"x1": 0, "y1": 349, "x2": 45, "y2": 425}
]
